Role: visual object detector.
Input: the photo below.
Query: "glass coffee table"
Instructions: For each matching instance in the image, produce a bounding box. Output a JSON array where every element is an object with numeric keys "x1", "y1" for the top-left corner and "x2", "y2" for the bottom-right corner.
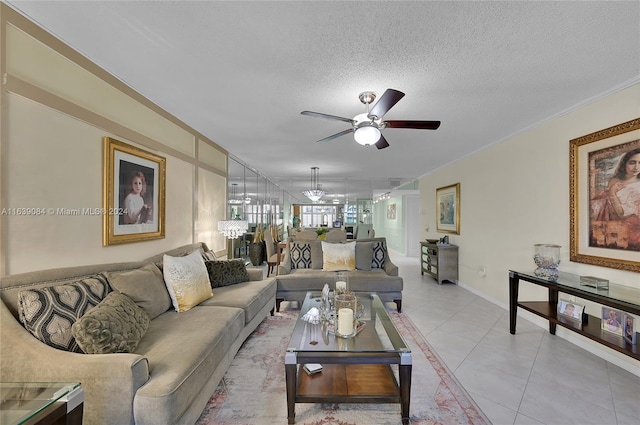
[
  {"x1": 285, "y1": 292, "x2": 411, "y2": 424},
  {"x1": 0, "y1": 382, "x2": 84, "y2": 425}
]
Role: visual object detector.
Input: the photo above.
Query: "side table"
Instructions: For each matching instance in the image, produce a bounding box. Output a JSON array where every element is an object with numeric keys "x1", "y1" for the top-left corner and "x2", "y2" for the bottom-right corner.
[{"x1": 0, "y1": 382, "x2": 84, "y2": 425}]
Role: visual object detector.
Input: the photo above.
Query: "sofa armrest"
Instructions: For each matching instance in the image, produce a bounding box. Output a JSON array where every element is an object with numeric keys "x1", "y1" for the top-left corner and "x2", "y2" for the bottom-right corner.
[
  {"x1": 277, "y1": 250, "x2": 291, "y2": 275},
  {"x1": 247, "y1": 268, "x2": 264, "y2": 281},
  {"x1": 0, "y1": 303, "x2": 149, "y2": 424},
  {"x1": 384, "y1": 258, "x2": 399, "y2": 276}
]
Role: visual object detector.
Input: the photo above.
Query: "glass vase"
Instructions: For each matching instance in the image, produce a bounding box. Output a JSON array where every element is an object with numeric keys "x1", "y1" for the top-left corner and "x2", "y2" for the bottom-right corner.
[{"x1": 533, "y1": 244, "x2": 561, "y2": 280}]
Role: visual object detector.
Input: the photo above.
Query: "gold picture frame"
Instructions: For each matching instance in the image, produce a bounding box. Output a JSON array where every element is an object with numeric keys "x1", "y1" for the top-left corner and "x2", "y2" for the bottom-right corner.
[
  {"x1": 569, "y1": 118, "x2": 640, "y2": 272},
  {"x1": 103, "y1": 137, "x2": 166, "y2": 246},
  {"x1": 436, "y1": 183, "x2": 460, "y2": 234}
]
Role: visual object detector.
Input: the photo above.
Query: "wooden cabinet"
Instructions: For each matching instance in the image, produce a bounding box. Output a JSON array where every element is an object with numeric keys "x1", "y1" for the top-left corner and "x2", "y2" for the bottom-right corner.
[{"x1": 420, "y1": 242, "x2": 458, "y2": 284}]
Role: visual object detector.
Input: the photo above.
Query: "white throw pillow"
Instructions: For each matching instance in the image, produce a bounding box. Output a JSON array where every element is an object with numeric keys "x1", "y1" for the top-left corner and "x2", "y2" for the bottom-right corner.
[
  {"x1": 322, "y1": 241, "x2": 356, "y2": 271},
  {"x1": 163, "y1": 250, "x2": 213, "y2": 312}
]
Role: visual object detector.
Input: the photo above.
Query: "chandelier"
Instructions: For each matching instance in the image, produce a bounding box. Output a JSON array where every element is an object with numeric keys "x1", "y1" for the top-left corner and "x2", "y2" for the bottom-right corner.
[
  {"x1": 217, "y1": 220, "x2": 248, "y2": 239},
  {"x1": 302, "y1": 166, "x2": 326, "y2": 202},
  {"x1": 228, "y1": 183, "x2": 244, "y2": 205}
]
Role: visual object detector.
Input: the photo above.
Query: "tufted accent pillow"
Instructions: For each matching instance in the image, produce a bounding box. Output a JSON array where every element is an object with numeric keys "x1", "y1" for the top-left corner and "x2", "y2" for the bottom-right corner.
[
  {"x1": 163, "y1": 250, "x2": 213, "y2": 312},
  {"x1": 18, "y1": 274, "x2": 111, "y2": 352},
  {"x1": 371, "y1": 241, "x2": 387, "y2": 269},
  {"x1": 105, "y1": 262, "x2": 171, "y2": 320},
  {"x1": 290, "y1": 242, "x2": 312, "y2": 269},
  {"x1": 72, "y1": 292, "x2": 150, "y2": 354},
  {"x1": 205, "y1": 259, "x2": 250, "y2": 288},
  {"x1": 201, "y1": 249, "x2": 217, "y2": 262},
  {"x1": 322, "y1": 241, "x2": 356, "y2": 271}
]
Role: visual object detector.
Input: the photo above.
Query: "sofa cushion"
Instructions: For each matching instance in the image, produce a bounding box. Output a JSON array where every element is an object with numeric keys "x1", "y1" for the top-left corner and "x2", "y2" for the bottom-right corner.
[
  {"x1": 163, "y1": 250, "x2": 213, "y2": 312},
  {"x1": 310, "y1": 240, "x2": 324, "y2": 270},
  {"x1": 371, "y1": 241, "x2": 387, "y2": 269},
  {"x1": 205, "y1": 259, "x2": 250, "y2": 288},
  {"x1": 133, "y1": 305, "x2": 245, "y2": 425},
  {"x1": 322, "y1": 241, "x2": 356, "y2": 271},
  {"x1": 199, "y1": 278, "x2": 276, "y2": 324},
  {"x1": 105, "y1": 262, "x2": 171, "y2": 320},
  {"x1": 355, "y1": 241, "x2": 373, "y2": 271},
  {"x1": 17, "y1": 274, "x2": 111, "y2": 352},
  {"x1": 290, "y1": 242, "x2": 312, "y2": 269},
  {"x1": 72, "y1": 292, "x2": 150, "y2": 354}
]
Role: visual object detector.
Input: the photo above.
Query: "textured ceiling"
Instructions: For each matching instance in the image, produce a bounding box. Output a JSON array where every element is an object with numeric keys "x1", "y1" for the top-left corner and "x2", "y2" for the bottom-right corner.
[{"x1": 8, "y1": 1, "x2": 640, "y2": 202}]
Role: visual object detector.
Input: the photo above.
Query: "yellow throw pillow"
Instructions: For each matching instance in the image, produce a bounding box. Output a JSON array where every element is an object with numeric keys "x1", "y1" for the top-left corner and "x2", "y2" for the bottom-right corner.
[
  {"x1": 163, "y1": 250, "x2": 213, "y2": 312},
  {"x1": 322, "y1": 241, "x2": 356, "y2": 271}
]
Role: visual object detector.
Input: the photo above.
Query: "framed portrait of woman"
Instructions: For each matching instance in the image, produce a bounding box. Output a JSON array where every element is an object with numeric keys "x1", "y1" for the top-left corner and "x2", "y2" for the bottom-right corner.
[
  {"x1": 103, "y1": 137, "x2": 166, "y2": 246},
  {"x1": 570, "y1": 118, "x2": 640, "y2": 272}
]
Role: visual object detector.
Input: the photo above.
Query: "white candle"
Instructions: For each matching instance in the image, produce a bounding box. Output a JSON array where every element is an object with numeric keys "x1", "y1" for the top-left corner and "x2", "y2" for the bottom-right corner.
[
  {"x1": 338, "y1": 308, "x2": 354, "y2": 336},
  {"x1": 336, "y1": 281, "x2": 347, "y2": 291}
]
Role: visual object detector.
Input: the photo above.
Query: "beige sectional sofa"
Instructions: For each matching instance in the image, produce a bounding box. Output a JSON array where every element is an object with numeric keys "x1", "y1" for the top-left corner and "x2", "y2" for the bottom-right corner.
[
  {"x1": 276, "y1": 237, "x2": 403, "y2": 312},
  {"x1": 0, "y1": 243, "x2": 276, "y2": 425}
]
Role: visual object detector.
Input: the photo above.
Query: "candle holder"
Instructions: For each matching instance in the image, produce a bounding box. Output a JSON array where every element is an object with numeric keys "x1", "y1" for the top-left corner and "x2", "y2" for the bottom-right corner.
[
  {"x1": 334, "y1": 271, "x2": 349, "y2": 293},
  {"x1": 334, "y1": 292, "x2": 357, "y2": 338}
]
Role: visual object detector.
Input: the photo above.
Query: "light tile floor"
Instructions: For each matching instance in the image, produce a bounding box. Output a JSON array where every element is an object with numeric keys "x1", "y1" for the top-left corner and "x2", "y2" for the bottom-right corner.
[{"x1": 392, "y1": 254, "x2": 640, "y2": 425}]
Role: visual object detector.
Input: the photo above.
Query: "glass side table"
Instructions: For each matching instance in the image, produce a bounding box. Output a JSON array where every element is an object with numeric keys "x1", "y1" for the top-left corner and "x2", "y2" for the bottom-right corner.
[{"x1": 0, "y1": 382, "x2": 84, "y2": 425}]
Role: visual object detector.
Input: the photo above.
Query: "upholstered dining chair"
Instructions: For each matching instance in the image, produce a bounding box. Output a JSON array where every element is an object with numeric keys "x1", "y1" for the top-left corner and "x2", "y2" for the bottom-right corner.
[
  {"x1": 264, "y1": 227, "x2": 279, "y2": 277},
  {"x1": 324, "y1": 228, "x2": 347, "y2": 242}
]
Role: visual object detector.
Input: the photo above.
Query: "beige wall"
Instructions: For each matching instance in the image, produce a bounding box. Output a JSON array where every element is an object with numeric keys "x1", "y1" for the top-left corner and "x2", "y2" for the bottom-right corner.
[
  {"x1": 0, "y1": 5, "x2": 228, "y2": 274},
  {"x1": 419, "y1": 84, "x2": 639, "y2": 372}
]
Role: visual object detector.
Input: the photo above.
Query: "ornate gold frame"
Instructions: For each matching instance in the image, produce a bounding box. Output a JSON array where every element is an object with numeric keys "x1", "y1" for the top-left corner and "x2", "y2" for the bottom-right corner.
[
  {"x1": 436, "y1": 183, "x2": 460, "y2": 234},
  {"x1": 569, "y1": 118, "x2": 640, "y2": 272},
  {"x1": 103, "y1": 137, "x2": 166, "y2": 246}
]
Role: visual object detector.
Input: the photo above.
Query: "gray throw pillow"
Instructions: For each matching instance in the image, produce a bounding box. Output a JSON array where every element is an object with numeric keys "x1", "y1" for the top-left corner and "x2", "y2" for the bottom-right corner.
[
  {"x1": 205, "y1": 259, "x2": 250, "y2": 288},
  {"x1": 72, "y1": 292, "x2": 150, "y2": 354},
  {"x1": 355, "y1": 242, "x2": 373, "y2": 271},
  {"x1": 106, "y1": 263, "x2": 172, "y2": 319},
  {"x1": 18, "y1": 274, "x2": 111, "y2": 352}
]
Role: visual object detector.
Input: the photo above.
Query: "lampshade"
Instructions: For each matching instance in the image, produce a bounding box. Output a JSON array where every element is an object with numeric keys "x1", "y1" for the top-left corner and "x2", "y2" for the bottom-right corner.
[
  {"x1": 302, "y1": 167, "x2": 326, "y2": 202},
  {"x1": 354, "y1": 125, "x2": 381, "y2": 146},
  {"x1": 218, "y1": 220, "x2": 248, "y2": 239}
]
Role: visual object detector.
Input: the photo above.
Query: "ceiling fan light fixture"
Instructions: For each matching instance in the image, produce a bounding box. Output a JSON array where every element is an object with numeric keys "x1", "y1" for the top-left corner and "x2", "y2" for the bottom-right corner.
[{"x1": 354, "y1": 125, "x2": 381, "y2": 146}]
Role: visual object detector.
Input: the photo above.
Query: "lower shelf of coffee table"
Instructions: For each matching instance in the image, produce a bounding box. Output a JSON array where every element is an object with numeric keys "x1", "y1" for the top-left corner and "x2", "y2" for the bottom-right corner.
[{"x1": 296, "y1": 364, "x2": 400, "y2": 403}]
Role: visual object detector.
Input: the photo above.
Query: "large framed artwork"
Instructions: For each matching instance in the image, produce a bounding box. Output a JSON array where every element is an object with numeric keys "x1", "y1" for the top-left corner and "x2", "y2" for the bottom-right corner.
[
  {"x1": 103, "y1": 137, "x2": 166, "y2": 246},
  {"x1": 436, "y1": 183, "x2": 460, "y2": 234},
  {"x1": 569, "y1": 118, "x2": 640, "y2": 272}
]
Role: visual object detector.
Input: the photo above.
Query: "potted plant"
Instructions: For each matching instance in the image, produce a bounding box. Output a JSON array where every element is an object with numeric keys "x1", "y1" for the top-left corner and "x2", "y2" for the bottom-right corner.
[{"x1": 316, "y1": 227, "x2": 330, "y2": 240}]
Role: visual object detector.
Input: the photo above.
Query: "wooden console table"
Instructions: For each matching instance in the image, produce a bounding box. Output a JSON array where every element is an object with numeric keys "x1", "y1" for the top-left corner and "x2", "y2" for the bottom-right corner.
[{"x1": 509, "y1": 270, "x2": 640, "y2": 360}]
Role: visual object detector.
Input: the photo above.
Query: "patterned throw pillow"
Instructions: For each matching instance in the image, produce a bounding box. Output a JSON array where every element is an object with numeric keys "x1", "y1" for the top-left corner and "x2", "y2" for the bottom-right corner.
[
  {"x1": 72, "y1": 292, "x2": 150, "y2": 354},
  {"x1": 205, "y1": 259, "x2": 250, "y2": 288},
  {"x1": 322, "y1": 241, "x2": 356, "y2": 271},
  {"x1": 201, "y1": 249, "x2": 217, "y2": 262},
  {"x1": 290, "y1": 242, "x2": 312, "y2": 269},
  {"x1": 163, "y1": 250, "x2": 213, "y2": 312},
  {"x1": 18, "y1": 274, "x2": 111, "y2": 352},
  {"x1": 371, "y1": 241, "x2": 387, "y2": 269}
]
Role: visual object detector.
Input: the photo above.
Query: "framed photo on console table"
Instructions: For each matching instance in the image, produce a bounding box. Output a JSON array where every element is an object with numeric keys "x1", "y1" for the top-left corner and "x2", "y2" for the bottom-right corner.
[
  {"x1": 569, "y1": 118, "x2": 640, "y2": 272},
  {"x1": 436, "y1": 183, "x2": 460, "y2": 234},
  {"x1": 103, "y1": 137, "x2": 166, "y2": 246},
  {"x1": 557, "y1": 299, "x2": 584, "y2": 322},
  {"x1": 601, "y1": 307, "x2": 624, "y2": 336}
]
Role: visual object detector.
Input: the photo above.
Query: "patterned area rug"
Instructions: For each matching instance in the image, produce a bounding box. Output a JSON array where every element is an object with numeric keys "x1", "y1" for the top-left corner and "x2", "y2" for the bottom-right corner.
[{"x1": 196, "y1": 310, "x2": 490, "y2": 425}]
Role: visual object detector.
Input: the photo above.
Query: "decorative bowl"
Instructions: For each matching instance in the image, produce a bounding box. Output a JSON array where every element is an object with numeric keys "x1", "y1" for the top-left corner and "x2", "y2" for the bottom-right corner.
[{"x1": 425, "y1": 239, "x2": 439, "y2": 244}]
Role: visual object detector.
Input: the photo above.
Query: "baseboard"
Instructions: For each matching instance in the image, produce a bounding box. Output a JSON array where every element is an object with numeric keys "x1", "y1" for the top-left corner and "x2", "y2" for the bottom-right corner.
[{"x1": 457, "y1": 280, "x2": 640, "y2": 377}]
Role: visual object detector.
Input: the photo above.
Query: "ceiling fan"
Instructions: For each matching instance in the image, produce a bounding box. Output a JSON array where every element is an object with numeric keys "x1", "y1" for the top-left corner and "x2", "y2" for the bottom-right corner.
[{"x1": 301, "y1": 89, "x2": 440, "y2": 149}]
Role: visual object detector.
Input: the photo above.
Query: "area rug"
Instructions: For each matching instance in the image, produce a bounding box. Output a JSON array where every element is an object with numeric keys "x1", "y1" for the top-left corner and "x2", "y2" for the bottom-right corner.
[{"x1": 195, "y1": 310, "x2": 490, "y2": 425}]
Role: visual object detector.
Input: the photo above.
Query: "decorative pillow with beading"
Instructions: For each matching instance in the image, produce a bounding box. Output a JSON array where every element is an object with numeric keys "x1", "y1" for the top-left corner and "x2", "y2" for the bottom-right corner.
[
  {"x1": 205, "y1": 259, "x2": 250, "y2": 288},
  {"x1": 163, "y1": 250, "x2": 213, "y2": 312},
  {"x1": 290, "y1": 242, "x2": 312, "y2": 269},
  {"x1": 371, "y1": 241, "x2": 387, "y2": 269},
  {"x1": 18, "y1": 274, "x2": 111, "y2": 352}
]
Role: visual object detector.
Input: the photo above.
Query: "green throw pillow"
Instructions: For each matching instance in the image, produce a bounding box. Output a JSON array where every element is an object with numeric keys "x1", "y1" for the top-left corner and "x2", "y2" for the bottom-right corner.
[
  {"x1": 205, "y1": 259, "x2": 250, "y2": 288},
  {"x1": 72, "y1": 292, "x2": 150, "y2": 354}
]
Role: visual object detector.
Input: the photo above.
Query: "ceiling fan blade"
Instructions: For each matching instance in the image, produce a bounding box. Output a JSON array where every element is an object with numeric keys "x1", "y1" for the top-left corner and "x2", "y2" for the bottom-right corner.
[
  {"x1": 301, "y1": 111, "x2": 354, "y2": 124},
  {"x1": 385, "y1": 120, "x2": 441, "y2": 130},
  {"x1": 375, "y1": 134, "x2": 390, "y2": 150},
  {"x1": 368, "y1": 89, "x2": 405, "y2": 119},
  {"x1": 315, "y1": 128, "x2": 354, "y2": 144}
]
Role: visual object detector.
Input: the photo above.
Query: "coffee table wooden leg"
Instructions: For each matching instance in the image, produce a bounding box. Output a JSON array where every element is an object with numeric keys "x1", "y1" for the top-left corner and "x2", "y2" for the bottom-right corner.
[
  {"x1": 400, "y1": 359, "x2": 412, "y2": 425},
  {"x1": 285, "y1": 355, "x2": 297, "y2": 424}
]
